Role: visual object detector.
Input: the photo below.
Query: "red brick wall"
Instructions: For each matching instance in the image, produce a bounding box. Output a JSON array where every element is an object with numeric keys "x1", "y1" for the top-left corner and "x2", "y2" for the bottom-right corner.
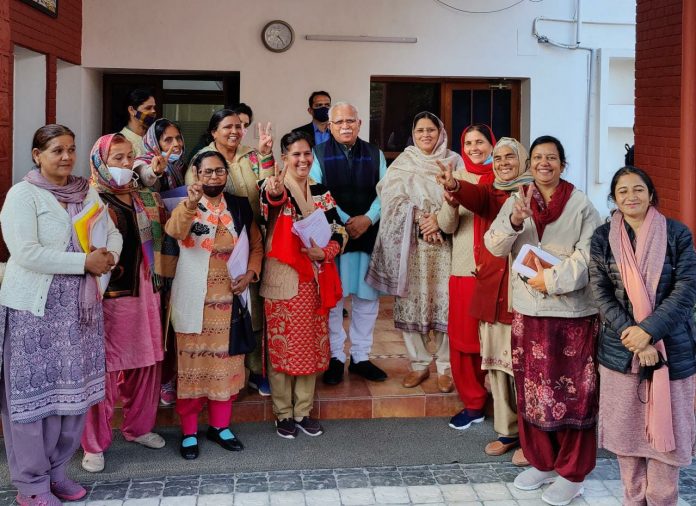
[
  {"x1": 634, "y1": 0, "x2": 683, "y2": 218},
  {"x1": 0, "y1": 0, "x2": 10, "y2": 261}
]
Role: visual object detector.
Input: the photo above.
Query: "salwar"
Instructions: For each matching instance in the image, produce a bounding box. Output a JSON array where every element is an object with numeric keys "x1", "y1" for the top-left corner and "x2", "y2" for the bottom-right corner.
[
  {"x1": 489, "y1": 369, "x2": 518, "y2": 437},
  {"x1": 450, "y1": 349, "x2": 487, "y2": 410},
  {"x1": 617, "y1": 455, "x2": 680, "y2": 506},
  {"x1": 268, "y1": 367, "x2": 317, "y2": 420},
  {"x1": 403, "y1": 330, "x2": 450, "y2": 374},
  {"x1": 81, "y1": 363, "x2": 162, "y2": 454},
  {"x1": 329, "y1": 296, "x2": 379, "y2": 363},
  {"x1": 518, "y1": 417, "x2": 596, "y2": 482},
  {"x1": 0, "y1": 376, "x2": 85, "y2": 496},
  {"x1": 176, "y1": 397, "x2": 234, "y2": 435}
]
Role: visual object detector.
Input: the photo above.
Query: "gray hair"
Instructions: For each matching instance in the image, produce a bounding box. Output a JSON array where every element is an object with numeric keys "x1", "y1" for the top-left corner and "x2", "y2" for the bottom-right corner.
[{"x1": 329, "y1": 102, "x2": 359, "y2": 121}]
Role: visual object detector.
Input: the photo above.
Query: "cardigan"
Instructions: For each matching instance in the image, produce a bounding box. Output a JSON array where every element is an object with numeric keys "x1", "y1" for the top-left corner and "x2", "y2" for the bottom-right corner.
[
  {"x1": 165, "y1": 194, "x2": 264, "y2": 334},
  {"x1": 590, "y1": 219, "x2": 696, "y2": 380},
  {"x1": 0, "y1": 182, "x2": 123, "y2": 317},
  {"x1": 484, "y1": 187, "x2": 601, "y2": 318}
]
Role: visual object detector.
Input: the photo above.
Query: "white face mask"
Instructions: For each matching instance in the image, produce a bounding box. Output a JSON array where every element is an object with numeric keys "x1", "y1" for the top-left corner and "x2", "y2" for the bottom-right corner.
[{"x1": 108, "y1": 166, "x2": 135, "y2": 186}]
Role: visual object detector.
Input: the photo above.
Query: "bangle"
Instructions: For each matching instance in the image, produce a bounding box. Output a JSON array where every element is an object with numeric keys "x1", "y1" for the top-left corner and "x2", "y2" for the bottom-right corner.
[{"x1": 446, "y1": 180, "x2": 460, "y2": 193}]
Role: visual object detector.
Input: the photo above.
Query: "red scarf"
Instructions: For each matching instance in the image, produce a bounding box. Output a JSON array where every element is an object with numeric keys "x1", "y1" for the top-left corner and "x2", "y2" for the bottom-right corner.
[
  {"x1": 528, "y1": 180, "x2": 575, "y2": 240},
  {"x1": 460, "y1": 125, "x2": 496, "y2": 265}
]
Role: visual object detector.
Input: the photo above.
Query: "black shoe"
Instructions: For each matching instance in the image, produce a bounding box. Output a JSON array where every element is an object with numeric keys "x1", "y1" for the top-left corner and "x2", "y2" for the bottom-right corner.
[
  {"x1": 206, "y1": 426, "x2": 244, "y2": 451},
  {"x1": 295, "y1": 416, "x2": 324, "y2": 436},
  {"x1": 276, "y1": 418, "x2": 298, "y2": 439},
  {"x1": 180, "y1": 434, "x2": 199, "y2": 460},
  {"x1": 322, "y1": 357, "x2": 345, "y2": 385},
  {"x1": 342, "y1": 308, "x2": 348, "y2": 318},
  {"x1": 348, "y1": 357, "x2": 387, "y2": 382}
]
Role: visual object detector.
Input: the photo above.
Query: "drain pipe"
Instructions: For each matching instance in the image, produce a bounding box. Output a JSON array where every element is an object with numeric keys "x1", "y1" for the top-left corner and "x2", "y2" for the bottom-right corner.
[{"x1": 532, "y1": 0, "x2": 594, "y2": 192}]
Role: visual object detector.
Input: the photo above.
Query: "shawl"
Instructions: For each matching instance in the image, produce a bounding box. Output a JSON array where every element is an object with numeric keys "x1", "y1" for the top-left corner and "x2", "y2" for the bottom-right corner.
[
  {"x1": 460, "y1": 124, "x2": 496, "y2": 265},
  {"x1": 367, "y1": 115, "x2": 463, "y2": 296},
  {"x1": 135, "y1": 119, "x2": 186, "y2": 192},
  {"x1": 89, "y1": 134, "x2": 176, "y2": 291},
  {"x1": 608, "y1": 206, "x2": 675, "y2": 453},
  {"x1": 492, "y1": 137, "x2": 534, "y2": 191},
  {"x1": 22, "y1": 169, "x2": 99, "y2": 322},
  {"x1": 529, "y1": 179, "x2": 575, "y2": 240},
  {"x1": 267, "y1": 176, "x2": 343, "y2": 314}
]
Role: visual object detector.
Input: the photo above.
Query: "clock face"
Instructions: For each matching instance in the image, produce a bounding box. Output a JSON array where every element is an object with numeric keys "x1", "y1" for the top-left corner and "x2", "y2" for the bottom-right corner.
[{"x1": 262, "y1": 21, "x2": 294, "y2": 53}]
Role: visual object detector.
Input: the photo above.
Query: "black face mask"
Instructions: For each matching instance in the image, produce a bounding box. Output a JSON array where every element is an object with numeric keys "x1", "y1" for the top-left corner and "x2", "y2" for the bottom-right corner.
[
  {"x1": 312, "y1": 106, "x2": 330, "y2": 123},
  {"x1": 202, "y1": 183, "x2": 225, "y2": 197}
]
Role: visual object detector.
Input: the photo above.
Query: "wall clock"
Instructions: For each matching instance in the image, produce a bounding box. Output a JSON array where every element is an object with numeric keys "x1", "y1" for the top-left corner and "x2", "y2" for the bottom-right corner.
[{"x1": 262, "y1": 20, "x2": 295, "y2": 53}]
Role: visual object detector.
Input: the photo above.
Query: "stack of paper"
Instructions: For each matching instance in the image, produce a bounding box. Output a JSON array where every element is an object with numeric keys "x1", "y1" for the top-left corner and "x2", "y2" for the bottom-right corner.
[
  {"x1": 160, "y1": 186, "x2": 189, "y2": 213},
  {"x1": 292, "y1": 209, "x2": 332, "y2": 249},
  {"x1": 72, "y1": 200, "x2": 111, "y2": 295},
  {"x1": 512, "y1": 244, "x2": 561, "y2": 278}
]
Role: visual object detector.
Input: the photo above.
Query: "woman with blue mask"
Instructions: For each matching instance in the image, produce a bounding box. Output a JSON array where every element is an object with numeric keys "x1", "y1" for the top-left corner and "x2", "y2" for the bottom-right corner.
[
  {"x1": 81, "y1": 133, "x2": 177, "y2": 473},
  {"x1": 120, "y1": 88, "x2": 156, "y2": 158},
  {"x1": 134, "y1": 118, "x2": 187, "y2": 193}
]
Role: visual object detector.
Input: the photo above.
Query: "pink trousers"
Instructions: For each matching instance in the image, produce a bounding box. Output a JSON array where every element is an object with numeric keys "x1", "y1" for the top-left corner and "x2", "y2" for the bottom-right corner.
[
  {"x1": 81, "y1": 363, "x2": 161, "y2": 453},
  {"x1": 618, "y1": 455, "x2": 680, "y2": 505},
  {"x1": 176, "y1": 397, "x2": 235, "y2": 435}
]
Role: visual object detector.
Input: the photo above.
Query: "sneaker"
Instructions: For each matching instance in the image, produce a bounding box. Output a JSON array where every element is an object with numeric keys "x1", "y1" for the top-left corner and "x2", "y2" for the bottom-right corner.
[
  {"x1": 51, "y1": 478, "x2": 87, "y2": 501},
  {"x1": 15, "y1": 492, "x2": 62, "y2": 506},
  {"x1": 322, "y1": 357, "x2": 345, "y2": 385},
  {"x1": 132, "y1": 431, "x2": 166, "y2": 449},
  {"x1": 276, "y1": 418, "x2": 298, "y2": 439},
  {"x1": 541, "y1": 476, "x2": 583, "y2": 505},
  {"x1": 348, "y1": 357, "x2": 387, "y2": 382},
  {"x1": 81, "y1": 451, "x2": 104, "y2": 473},
  {"x1": 295, "y1": 416, "x2": 324, "y2": 436},
  {"x1": 160, "y1": 379, "x2": 177, "y2": 406},
  {"x1": 448, "y1": 409, "x2": 485, "y2": 430},
  {"x1": 248, "y1": 373, "x2": 271, "y2": 396},
  {"x1": 513, "y1": 468, "x2": 558, "y2": 491}
]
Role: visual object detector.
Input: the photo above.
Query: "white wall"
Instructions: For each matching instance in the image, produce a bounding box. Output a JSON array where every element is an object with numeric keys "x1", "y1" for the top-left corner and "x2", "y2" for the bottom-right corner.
[
  {"x1": 82, "y1": 0, "x2": 636, "y2": 216},
  {"x1": 13, "y1": 46, "x2": 46, "y2": 183},
  {"x1": 56, "y1": 60, "x2": 103, "y2": 178}
]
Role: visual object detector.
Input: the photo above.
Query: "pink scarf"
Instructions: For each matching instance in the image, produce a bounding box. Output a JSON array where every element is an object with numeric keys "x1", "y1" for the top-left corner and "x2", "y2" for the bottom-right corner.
[{"x1": 608, "y1": 206, "x2": 675, "y2": 452}]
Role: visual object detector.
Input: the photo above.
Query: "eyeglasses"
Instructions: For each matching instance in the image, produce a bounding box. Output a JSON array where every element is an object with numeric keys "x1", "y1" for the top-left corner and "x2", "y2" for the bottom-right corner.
[
  {"x1": 198, "y1": 168, "x2": 227, "y2": 177},
  {"x1": 331, "y1": 119, "x2": 358, "y2": 127}
]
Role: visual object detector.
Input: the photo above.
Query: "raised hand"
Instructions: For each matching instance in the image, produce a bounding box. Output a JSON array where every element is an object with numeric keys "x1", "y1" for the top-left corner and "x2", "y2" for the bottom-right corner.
[
  {"x1": 186, "y1": 182, "x2": 204, "y2": 210},
  {"x1": 85, "y1": 246, "x2": 115, "y2": 275},
  {"x1": 301, "y1": 238, "x2": 326, "y2": 262},
  {"x1": 152, "y1": 144, "x2": 174, "y2": 175},
  {"x1": 258, "y1": 122, "x2": 273, "y2": 155},
  {"x1": 510, "y1": 184, "x2": 535, "y2": 227},
  {"x1": 435, "y1": 160, "x2": 457, "y2": 191},
  {"x1": 266, "y1": 162, "x2": 287, "y2": 198}
]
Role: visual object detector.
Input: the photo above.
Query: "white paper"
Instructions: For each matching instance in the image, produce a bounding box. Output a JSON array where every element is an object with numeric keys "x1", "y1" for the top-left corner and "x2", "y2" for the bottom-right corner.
[
  {"x1": 226, "y1": 226, "x2": 250, "y2": 308},
  {"x1": 85, "y1": 205, "x2": 111, "y2": 296},
  {"x1": 292, "y1": 209, "x2": 332, "y2": 249},
  {"x1": 512, "y1": 243, "x2": 561, "y2": 279}
]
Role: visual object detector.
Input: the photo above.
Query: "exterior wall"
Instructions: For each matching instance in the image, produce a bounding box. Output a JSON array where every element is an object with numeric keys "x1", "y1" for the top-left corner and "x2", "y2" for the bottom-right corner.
[
  {"x1": 634, "y1": 0, "x2": 682, "y2": 218},
  {"x1": 82, "y1": 0, "x2": 636, "y2": 216}
]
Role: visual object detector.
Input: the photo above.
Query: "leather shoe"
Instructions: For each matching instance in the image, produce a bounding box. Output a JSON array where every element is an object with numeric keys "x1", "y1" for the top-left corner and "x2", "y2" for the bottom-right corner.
[
  {"x1": 322, "y1": 357, "x2": 345, "y2": 385},
  {"x1": 437, "y1": 374, "x2": 454, "y2": 393},
  {"x1": 180, "y1": 435, "x2": 199, "y2": 460},
  {"x1": 206, "y1": 426, "x2": 244, "y2": 451},
  {"x1": 402, "y1": 369, "x2": 430, "y2": 388},
  {"x1": 511, "y1": 447, "x2": 529, "y2": 467},
  {"x1": 484, "y1": 437, "x2": 520, "y2": 456},
  {"x1": 348, "y1": 357, "x2": 387, "y2": 382}
]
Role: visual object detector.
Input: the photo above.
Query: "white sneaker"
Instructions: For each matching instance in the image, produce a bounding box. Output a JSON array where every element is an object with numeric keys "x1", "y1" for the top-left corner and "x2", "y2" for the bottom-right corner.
[
  {"x1": 541, "y1": 476, "x2": 584, "y2": 505},
  {"x1": 81, "y1": 452, "x2": 104, "y2": 473},
  {"x1": 513, "y1": 467, "x2": 558, "y2": 490},
  {"x1": 132, "y1": 431, "x2": 166, "y2": 449}
]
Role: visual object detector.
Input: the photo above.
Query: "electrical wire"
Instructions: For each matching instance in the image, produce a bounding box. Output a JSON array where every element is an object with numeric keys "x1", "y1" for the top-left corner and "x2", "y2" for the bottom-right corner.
[{"x1": 433, "y1": 0, "x2": 542, "y2": 14}]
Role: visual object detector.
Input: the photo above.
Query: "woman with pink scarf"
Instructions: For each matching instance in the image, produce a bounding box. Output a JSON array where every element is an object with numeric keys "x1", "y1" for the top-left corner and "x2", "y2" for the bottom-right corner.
[{"x1": 590, "y1": 166, "x2": 696, "y2": 506}]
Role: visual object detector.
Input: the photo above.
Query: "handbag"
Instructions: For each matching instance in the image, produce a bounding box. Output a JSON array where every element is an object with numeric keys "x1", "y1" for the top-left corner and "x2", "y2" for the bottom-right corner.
[{"x1": 228, "y1": 294, "x2": 255, "y2": 356}]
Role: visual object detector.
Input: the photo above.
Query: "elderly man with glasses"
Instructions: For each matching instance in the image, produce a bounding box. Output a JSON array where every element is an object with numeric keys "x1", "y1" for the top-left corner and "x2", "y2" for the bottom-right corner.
[{"x1": 309, "y1": 102, "x2": 388, "y2": 385}]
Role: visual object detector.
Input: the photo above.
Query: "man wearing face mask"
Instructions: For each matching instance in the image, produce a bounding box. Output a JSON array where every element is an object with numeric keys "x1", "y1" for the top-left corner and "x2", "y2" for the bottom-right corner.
[
  {"x1": 309, "y1": 102, "x2": 388, "y2": 385},
  {"x1": 292, "y1": 91, "x2": 331, "y2": 147},
  {"x1": 120, "y1": 88, "x2": 157, "y2": 157}
]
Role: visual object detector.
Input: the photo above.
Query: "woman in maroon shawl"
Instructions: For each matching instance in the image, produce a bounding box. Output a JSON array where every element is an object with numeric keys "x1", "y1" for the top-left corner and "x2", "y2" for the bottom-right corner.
[{"x1": 484, "y1": 136, "x2": 601, "y2": 505}]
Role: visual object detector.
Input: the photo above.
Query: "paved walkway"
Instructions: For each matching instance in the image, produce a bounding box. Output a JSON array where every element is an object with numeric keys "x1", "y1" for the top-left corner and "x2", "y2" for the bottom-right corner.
[{"x1": 2, "y1": 459, "x2": 693, "y2": 505}]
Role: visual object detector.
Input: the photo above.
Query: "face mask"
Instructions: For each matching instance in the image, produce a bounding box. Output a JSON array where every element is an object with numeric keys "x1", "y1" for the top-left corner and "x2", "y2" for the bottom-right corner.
[
  {"x1": 134, "y1": 110, "x2": 156, "y2": 128},
  {"x1": 312, "y1": 106, "x2": 330, "y2": 123},
  {"x1": 202, "y1": 183, "x2": 225, "y2": 197},
  {"x1": 108, "y1": 166, "x2": 135, "y2": 186},
  {"x1": 484, "y1": 154, "x2": 493, "y2": 165},
  {"x1": 167, "y1": 151, "x2": 182, "y2": 163}
]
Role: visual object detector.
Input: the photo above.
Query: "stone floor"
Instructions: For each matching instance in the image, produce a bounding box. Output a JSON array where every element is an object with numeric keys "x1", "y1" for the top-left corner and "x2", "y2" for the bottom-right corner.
[{"x1": 3, "y1": 459, "x2": 694, "y2": 505}]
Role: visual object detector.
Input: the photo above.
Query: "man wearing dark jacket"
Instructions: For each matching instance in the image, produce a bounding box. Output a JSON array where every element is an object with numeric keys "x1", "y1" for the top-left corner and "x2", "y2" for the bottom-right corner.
[{"x1": 293, "y1": 91, "x2": 331, "y2": 147}]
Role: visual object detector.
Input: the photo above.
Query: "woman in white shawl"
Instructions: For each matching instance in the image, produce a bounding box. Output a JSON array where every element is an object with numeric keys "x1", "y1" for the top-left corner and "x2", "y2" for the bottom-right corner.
[{"x1": 367, "y1": 112, "x2": 464, "y2": 392}]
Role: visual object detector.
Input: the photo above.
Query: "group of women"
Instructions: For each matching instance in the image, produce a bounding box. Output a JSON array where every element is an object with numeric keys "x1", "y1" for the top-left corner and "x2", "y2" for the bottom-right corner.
[
  {"x1": 370, "y1": 112, "x2": 696, "y2": 506},
  {"x1": 0, "y1": 92, "x2": 693, "y2": 506}
]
